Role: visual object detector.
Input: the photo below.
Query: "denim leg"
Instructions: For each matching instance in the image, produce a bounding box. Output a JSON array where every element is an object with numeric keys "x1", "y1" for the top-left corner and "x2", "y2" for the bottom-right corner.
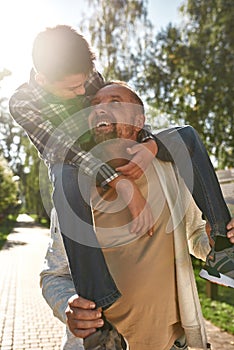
[
  {"x1": 50, "y1": 163, "x2": 121, "y2": 309},
  {"x1": 155, "y1": 126, "x2": 231, "y2": 239}
]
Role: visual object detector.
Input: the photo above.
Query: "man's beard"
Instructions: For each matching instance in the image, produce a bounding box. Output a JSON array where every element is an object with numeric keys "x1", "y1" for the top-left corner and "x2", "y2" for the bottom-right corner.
[{"x1": 93, "y1": 128, "x2": 117, "y2": 144}]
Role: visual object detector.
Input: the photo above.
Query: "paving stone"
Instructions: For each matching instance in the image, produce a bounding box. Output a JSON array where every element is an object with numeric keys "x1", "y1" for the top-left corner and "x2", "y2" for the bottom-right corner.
[
  {"x1": 0, "y1": 216, "x2": 64, "y2": 349},
  {"x1": 0, "y1": 214, "x2": 233, "y2": 350}
]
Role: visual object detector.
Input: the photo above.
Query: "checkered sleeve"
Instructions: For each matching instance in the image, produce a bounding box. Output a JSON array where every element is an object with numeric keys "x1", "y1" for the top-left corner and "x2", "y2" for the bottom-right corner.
[
  {"x1": 9, "y1": 87, "x2": 118, "y2": 186},
  {"x1": 85, "y1": 70, "x2": 105, "y2": 96}
]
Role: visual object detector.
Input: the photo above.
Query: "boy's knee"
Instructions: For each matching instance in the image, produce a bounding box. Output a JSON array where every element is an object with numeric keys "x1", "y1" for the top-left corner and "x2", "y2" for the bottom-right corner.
[{"x1": 178, "y1": 125, "x2": 198, "y2": 154}]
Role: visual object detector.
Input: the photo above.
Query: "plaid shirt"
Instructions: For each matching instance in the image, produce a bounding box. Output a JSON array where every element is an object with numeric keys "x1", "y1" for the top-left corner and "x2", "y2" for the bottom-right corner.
[{"x1": 9, "y1": 69, "x2": 153, "y2": 186}]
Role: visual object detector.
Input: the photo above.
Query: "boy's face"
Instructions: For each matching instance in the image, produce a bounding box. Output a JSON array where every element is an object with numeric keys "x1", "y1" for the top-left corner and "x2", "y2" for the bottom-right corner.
[{"x1": 40, "y1": 73, "x2": 87, "y2": 100}]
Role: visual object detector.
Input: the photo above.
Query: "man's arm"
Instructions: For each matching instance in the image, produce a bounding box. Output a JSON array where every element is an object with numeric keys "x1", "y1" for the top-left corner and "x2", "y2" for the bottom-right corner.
[
  {"x1": 40, "y1": 209, "x2": 104, "y2": 340},
  {"x1": 184, "y1": 196, "x2": 211, "y2": 261},
  {"x1": 40, "y1": 209, "x2": 76, "y2": 324}
]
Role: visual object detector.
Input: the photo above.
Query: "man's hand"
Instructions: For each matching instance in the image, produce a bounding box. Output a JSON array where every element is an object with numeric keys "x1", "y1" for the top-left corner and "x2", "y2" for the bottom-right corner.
[
  {"x1": 205, "y1": 222, "x2": 215, "y2": 247},
  {"x1": 109, "y1": 175, "x2": 154, "y2": 236},
  {"x1": 116, "y1": 140, "x2": 158, "y2": 180},
  {"x1": 65, "y1": 295, "x2": 104, "y2": 338},
  {"x1": 227, "y1": 218, "x2": 234, "y2": 244}
]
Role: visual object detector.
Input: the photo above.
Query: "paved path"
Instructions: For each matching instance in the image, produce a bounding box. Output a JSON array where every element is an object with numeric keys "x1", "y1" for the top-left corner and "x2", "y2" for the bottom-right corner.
[
  {"x1": 0, "y1": 215, "x2": 64, "y2": 350},
  {"x1": 0, "y1": 214, "x2": 234, "y2": 350}
]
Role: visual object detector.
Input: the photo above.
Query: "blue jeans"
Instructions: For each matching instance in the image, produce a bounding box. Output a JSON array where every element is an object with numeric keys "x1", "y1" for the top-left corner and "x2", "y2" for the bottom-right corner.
[
  {"x1": 155, "y1": 126, "x2": 231, "y2": 239},
  {"x1": 50, "y1": 125, "x2": 231, "y2": 309},
  {"x1": 50, "y1": 163, "x2": 121, "y2": 309}
]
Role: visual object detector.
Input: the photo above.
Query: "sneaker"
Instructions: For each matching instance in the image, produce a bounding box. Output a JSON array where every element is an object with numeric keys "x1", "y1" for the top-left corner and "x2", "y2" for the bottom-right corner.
[
  {"x1": 199, "y1": 246, "x2": 234, "y2": 288},
  {"x1": 83, "y1": 318, "x2": 128, "y2": 350},
  {"x1": 170, "y1": 334, "x2": 188, "y2": 349}
]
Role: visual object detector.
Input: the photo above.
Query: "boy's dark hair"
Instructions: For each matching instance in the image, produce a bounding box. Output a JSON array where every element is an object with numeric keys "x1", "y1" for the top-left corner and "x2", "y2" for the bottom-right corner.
[{"x1": 32, "y1": 25, "x2": 96, "y2": 82}]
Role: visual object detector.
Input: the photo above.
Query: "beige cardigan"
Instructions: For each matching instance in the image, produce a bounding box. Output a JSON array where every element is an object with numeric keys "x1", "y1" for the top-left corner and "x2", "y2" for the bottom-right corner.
[{"x1": 40, "y1": 159, "x2": 211, "y2": 349}]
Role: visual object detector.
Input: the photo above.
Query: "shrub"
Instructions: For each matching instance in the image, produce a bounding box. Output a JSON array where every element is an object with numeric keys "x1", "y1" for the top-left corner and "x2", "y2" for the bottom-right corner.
[{"x1": 0, "y1": 156, "x2": 18, "y2": 220}]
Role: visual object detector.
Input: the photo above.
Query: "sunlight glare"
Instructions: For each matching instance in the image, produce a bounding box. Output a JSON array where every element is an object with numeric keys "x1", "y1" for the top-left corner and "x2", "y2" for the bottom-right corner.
[
  {"x1": 1, "y1": 1, "x2": 54, "y2": 68},
  {"x1": 0, "y1": 0, "x2": 77, "y2": 93}
]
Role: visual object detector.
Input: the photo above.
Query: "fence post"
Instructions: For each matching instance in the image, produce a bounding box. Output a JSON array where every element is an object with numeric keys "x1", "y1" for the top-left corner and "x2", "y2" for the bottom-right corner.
[{"x1": 206, "y1": 281, "x2": 218, "y2": 300}]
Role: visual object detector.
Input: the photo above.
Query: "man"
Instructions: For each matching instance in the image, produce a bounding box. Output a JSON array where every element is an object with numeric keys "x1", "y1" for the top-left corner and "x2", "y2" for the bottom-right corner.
[{"x1": 40, "y1": 82, "x2": 233, "y2": 349}]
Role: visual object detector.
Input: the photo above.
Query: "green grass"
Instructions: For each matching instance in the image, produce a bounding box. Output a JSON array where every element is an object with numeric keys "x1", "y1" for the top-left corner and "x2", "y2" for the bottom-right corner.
[
  {"x1": 0, "y1": 214, "x2": 18, "y2": 250},
  {"x1": 29, "y1": 214, "x2": 50, "y2": 228},
  {"x1": 192, "y1": 257, "x2": 234, "y2": 334}
]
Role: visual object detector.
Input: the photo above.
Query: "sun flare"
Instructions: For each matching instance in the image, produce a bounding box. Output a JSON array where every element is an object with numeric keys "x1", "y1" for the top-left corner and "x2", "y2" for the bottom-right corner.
[{"x1": 0, "y1": 0, "x2": 78, "y2": 93}]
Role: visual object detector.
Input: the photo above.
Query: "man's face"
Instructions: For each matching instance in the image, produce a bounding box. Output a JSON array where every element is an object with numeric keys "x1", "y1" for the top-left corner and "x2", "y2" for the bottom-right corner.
[
  {"x1": 41, "y1": 73, "x2": 87, "y2": 100},
  {"x1": 89, "y1": 85, "x2": 144, "y2": 144}
]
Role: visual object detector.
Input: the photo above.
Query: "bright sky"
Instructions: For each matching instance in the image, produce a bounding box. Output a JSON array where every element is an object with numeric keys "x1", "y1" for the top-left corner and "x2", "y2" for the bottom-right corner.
[{"x1": 0, "y1": 0, "x2": 183, "y2": 98}]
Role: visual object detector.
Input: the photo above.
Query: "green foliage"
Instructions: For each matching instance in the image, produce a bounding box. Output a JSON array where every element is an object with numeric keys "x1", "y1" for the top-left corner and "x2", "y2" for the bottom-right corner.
[
  {"x1": 0, "y1": 68, "x2": 11, "y2": 82},
  {"x1": 201, "y1": 297, "x2": 234, "y2": 334},
  {"x1": 141, "y1": 0, "x2": 234, "y2": 168},
  {"x1": 0, "y1": 214, "x2": 17, "y2": 250},
  {"x1": 193, "y1": 257, "x2": 234, "y2": 334},
  {"x1": 80, "y1": 0, "x2": 153, "y2": 81},
  {"x1": 0, "y1": 157, "x2": 18, "y2": 216},
  {"x1": 0, "y1": 104, "x2": 25, "y2": 173},
  {"x1": 0, "y1": 68, "x2": 51, "y2": 222},
  {"x1": 0, "y1": 69, "x2": 21, "y2": 169},
  {"x1": 20, "y1": 139, "x2": 52, "y2": 223}
]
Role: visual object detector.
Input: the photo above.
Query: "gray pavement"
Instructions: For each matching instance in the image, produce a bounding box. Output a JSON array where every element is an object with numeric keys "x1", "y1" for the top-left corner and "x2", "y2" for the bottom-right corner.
[
  {"x1": 0, "y1": 214, "x2": 234, "y2": 350},
  {"x1": 0, "y1": 215, "x2": 64, "y2": 350}
]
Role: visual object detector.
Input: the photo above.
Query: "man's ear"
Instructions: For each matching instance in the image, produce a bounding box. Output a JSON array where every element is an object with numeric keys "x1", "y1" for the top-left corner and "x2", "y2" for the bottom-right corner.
[
  {"x1": 135, "y1": 114, "x2": 145, "y2": 131},
  {"x1": 35, "y1": 72, "x2": 47, "y2": 86}
]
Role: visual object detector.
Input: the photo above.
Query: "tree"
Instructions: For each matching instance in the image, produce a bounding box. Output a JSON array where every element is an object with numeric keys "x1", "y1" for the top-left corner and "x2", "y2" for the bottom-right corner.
[
  {"x1": 80, "y1": 0, "x2": 153, "y2": 82},
  {"x1": 0, "y1": 69, "x2": 51, "y2": 222},
  {"x1": 20, "y1": 138, "x2": 52, "y2": 223},
  {"x1": 142, "y1": 0, "x2": 234, "y2": 168},
  {"x1": 0, "y1": 156, "x2": 18, "y2": 218},
  {"x1": 0, "y1": 69, "x2": 25, "y2": 174}
]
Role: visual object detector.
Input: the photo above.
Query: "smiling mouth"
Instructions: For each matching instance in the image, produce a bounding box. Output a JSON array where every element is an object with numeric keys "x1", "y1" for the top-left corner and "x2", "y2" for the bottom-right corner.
[
  {"x1": 90, "y1": 115, "x2": 116, "y2": 143},
  {"x1": 94, "y1": 121, "x2": 115, "y2": 141},
  {"x1": 96, "y1": 120, "x2": 112, "y2": 129},
  {"x1": 91, "y1": 114, "x2": 116, "y2": 134}
]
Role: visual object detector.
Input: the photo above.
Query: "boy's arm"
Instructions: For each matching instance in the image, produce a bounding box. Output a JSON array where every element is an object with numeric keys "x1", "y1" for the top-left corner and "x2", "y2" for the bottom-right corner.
[
  {"x1": 9, "y1": 72, "x2": 118, "y2": 187},
  {"x1": 138, "y1": 127, "x2": 173, "y2": 162},
  {"x1": 115, "y1": 127, "x2": 159, "y2": 179}
]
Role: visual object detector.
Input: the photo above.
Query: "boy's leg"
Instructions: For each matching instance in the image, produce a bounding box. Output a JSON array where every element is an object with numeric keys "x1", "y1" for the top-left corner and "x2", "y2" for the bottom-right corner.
[
  {"x1": 50, "y1": 163, "x2": 121, "y2": 309},
  {"x1": 155, "y1": 126, "x2": 231, "y2": 241},
  {"x1": 155, "y1": 126, "x2": 234, "y2": 287}
]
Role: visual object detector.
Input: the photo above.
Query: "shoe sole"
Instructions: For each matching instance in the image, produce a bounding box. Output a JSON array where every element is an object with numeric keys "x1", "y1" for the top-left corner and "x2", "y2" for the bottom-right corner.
[
  {"x1": 125, "y1": 339, "x2": 129, "y2": 350},
  {"x1": 199, "y1": 268, "x2": 234, "y2": 288}
]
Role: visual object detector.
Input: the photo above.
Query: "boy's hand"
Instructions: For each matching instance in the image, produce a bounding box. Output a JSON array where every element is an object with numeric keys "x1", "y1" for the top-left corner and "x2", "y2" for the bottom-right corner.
[
  {"x1": 65, "y1": 295, "x2": 103, "y2": 338},
  {"x1": 227, "y1": 218, "x2": 234, "y2": 244},
  {"x1": 109, "y1": 175, "x2": 154, "y2": 236},
  {"x1": 116, "y1": 140, "x2": 158, "y2": 180}
]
